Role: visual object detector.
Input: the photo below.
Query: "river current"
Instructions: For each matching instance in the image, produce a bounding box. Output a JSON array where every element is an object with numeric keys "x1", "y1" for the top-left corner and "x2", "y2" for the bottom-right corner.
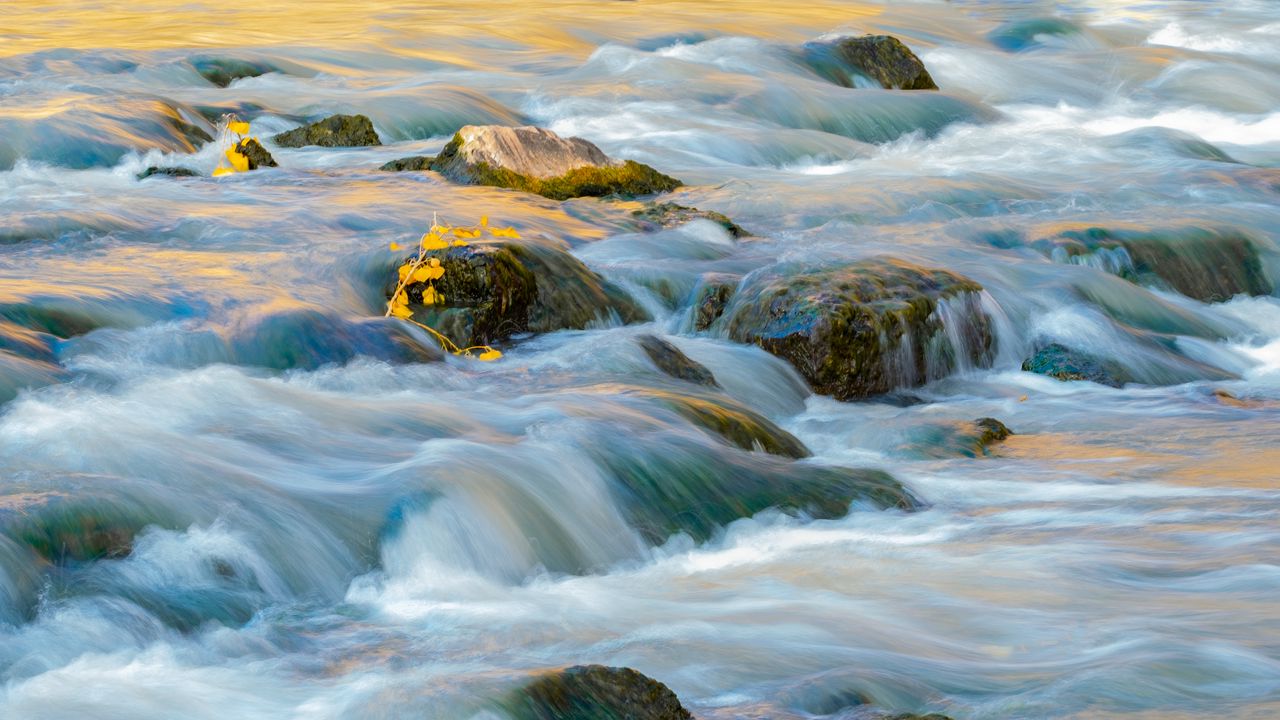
[{"x1": 1, "y1": 1, "x2": 1279, "y2": 718}]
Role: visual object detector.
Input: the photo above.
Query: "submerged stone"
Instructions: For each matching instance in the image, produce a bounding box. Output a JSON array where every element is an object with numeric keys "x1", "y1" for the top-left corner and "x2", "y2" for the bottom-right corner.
[
  {"x1": 379, "y1": 155, "x2": 434, "y2": 172},
  {"x1": 635, "y1": 334, "x2": 719, "y2": 388},
  {"x1": 630, "y1": 387, "x2": 809, "y2": 459},
  {"x1": 138, "y1": 166, "x2": 199, "y2": 179},
  {"x1": 631, "y1": 202, "x2": 748, "y2": 238},
  {"x1": 394, "y1": 240, "x2": 647, "y2": 347},
  {"x1": 272, "y1": 114, "x2": 381, "y2": 148},
  {"x1": 1022, "y1": 343, "x2": 1129, "y2": 388},
  {"x1": 191, "y1": 56, "x2": 280, "y2": 87},
  {"x1": 722, "y1": 258, "x2": 993, "y2": 400},
  {"x1": 691, "y1": 273, "x2": 740, "y2": 331},
  {"x1": 503, "y1": 665, "x2": 693, "y2": 720},
  {"x1": 804, "y1": 35, "x2": 938, "y2": 90},
  {"x1": 425, "y1": 125, "x2": 682, "y2": 200},
  {"x1": 901, "y1": 417, "x2": 1013, "y2": 458},
  {"x1": 1045, "y1": 226, "x2": 1273, "y2": 302}
]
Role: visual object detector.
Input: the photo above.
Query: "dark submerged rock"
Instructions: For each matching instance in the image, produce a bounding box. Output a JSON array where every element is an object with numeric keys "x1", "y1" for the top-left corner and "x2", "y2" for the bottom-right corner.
[
  {"x1": 379, "y1": 155, "x2": 434, "y2": 172},
  {"x1": 722, "y1": 259, "x2": 993, "y2": 400},
  {"x1": 235, "y1": 138, "x2": 277, "y2": 169},
  {"x1": 396, "y1": 240, "x2": 648, "y2": 347},
  {"x1": 425, "y1": 125, "x2": 681, "y2": 200},
  {"x1": 191, "y1": 56, "x2": 280, "y2": 87},
  {"x1": 902, "y1": 417, "x2": 1013, "y2": 458},
  {"x1": 503, "y1": 665, "x2": 693, "y2": 720},
  {"x1": 691, "y1": 273, "x2": 739, "y2": 331},
  {"x1": 1022, "y1": 343, "x2": 1129, "y2": 388},
  {"x1": 635, "y1": 387, "x2": 809, "y2": 459},
  {"x1": 636, "y1": 334, "x2": 719, "y2": 388},
  {"x1": 272, "y1": 114, "x2": 382, "y2": 148},
  {"x1": 138, "y1": 166, "x2": 199, "y2": 179},
  {"x1": 805, "y1": 35, "x2": 938, "y2": 90},
  {"x1": 631, "y1": 202, "x2": 748, "y2": 238},
  {"x1": 1045, "y1": 226, "x2": 1273, "y2": 302}
]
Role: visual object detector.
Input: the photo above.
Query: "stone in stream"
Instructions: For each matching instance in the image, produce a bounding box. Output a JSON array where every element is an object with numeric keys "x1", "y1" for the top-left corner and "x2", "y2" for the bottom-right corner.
[
  {"x1": 635, "y1": 334, "x2": 719, "y2": 388},
  {"x1": 235, "y1": 137, "x2": 278, "y2": 169},
  {"x1": 385, "y1": 125, "x2": 681, "y2": 200},
  {"x1": 1021, "y1": 343, "x2": 1130, "y2": 388},
  {"x1": 803, "y1": 35, "x2": 939, "y2": 90},
  {"x1": 630, "y1": 201, "x2": 748, "y2": 238},
  {"x1": 1041, "y1": 226, "x2": 1273, "y2": 302},
  {"x1": 138, "y1": 166, "x2": 200, "y2": 179},
  {"x1": 901, "y1": 417, "x2": 1013, "y2": 458},
  {"x1": 628, "y1": 386, "x2": 809, "y2": 459},
  {"x1": 719, "y1": 258, "x2": 994, "y2": 400},
  {"x1": 393, "y1": 239, "x2": 647, "y2": 347},
  {"x1": 272, "y1": 114, "x2": 382, "y2": 148},
  {"x1": 691, "y1": 273, "x2": 740, "y2": 331},
  {"x1": 379, "y1": 155, "x2": 433, "y2": 172},
  {"x1": 190, "y1": 56, "x2": 282, "y2": 87},
  {"x1": 502, "y1": 665, "x2": 693, "y2": 720}
]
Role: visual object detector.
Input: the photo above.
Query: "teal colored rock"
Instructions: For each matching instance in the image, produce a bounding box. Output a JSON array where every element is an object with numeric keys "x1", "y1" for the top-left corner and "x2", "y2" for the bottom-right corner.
[
  {"x1": 1022, "y1": 343, "x2": 1129, "y2": 388},
  {"x1": 502, "y1": 665, "x2": 693, "y2": 720},
  {"x1": 723, "y1": 259, "x2": 993, "y2": 400},
  {"x1": 190, "y1": 56, "x2": 280, "y2": 87},
  {"x1": 272, "y1": 114, "x2": 381, "y2": 148},
  {"x1": 901, "y1": 417, "x2": 1013, "y2": 458}
]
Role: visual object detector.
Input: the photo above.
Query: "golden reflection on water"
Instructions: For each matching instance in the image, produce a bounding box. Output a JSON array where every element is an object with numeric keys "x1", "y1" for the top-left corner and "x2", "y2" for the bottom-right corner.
[{"x1": 2, "y1": 0, "x2": 883, "y2": 57}]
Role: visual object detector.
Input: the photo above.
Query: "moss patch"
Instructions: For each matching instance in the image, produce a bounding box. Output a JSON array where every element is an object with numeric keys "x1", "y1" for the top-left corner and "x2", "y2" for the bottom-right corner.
[
  {"x1": 272, "y1": 114, "x2": 381, "y2": 148},
  {"x1": 503, "y1": 665, "x2": 693, "y2": 720}
]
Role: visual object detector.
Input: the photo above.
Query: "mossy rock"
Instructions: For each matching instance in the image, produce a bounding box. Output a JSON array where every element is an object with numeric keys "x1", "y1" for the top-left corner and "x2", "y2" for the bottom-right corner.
[
  {"x1": 628, "y1": 386, "x2": 809, "y2": 459},
  {"x1": 723, "y1": 259, "x2": 993, "y2": 400},
  {"x1": 426, "y1": 126, "x2": 681, "y2": 200},
  {"x1": 803, "y1": 35, "x2": 938, "y2": 90},
  {"x1": 1, "y1": 492, "x2": 152, "y2": 566},
  {"x1": 636, "y1": 334, "x2": 719, "y2": 388},
  {"x1": 590, "y1": 430, "x2": 917, "y2": 545},
  {"x1": 901, "y1": 417, "x2": 1013, "y2": 458},
  {"x1": 138, "y1": 166, "x2": 199, "y2": 179},
  {"x1": 235, "y1": 138, "x2": 277, "y2": 169},
  {"x1": 502, "y1": 665, "x2": 693, "y2": 720},
  {"x1": 1022, "y1": 343, "x2": 1130, "y2": 387},
  {"x1": 395, "y1": 240, "x2": 648, "y2": 347},
  {"x1": 631, "y1": 202, "x2": 748, "y2": 238},
  {"x1": 379, "y1": 155, "x2": 434, "y2": 172},
  {"x1": 272, "y1": 114, "x2": 381, "y2": 148},
  {"x1": 1046, "y1": 227, "x2": 1273, "y2": 302},
  {"x1": 190, "y1": 56, "x2": 280, "y2": 87},
  {"x1": 691, "y1": 273, "x2": 740, "y2": 331}
]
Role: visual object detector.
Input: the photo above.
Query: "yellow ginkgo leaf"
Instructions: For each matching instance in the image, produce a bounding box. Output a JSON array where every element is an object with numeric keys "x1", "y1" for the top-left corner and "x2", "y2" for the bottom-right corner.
[
  {"x1": 477, "y1": 349, "x2": 502, "y2": 361},
  {"x1": 224, "y1": 147, "x2": 249, "y2": 172},
  {"x1": 390, "y1": 242, "x2": 403, "y2": 251},
  {"x1": 398, "y1": 265, "x2": 412, "y2": 281},
  {"x1": 390, "y1": 303, "x2": 413, "y2": 319},
  {"x1": 420, "y1": 233, "x2": 448, "y2": 250},
  {"x1": 228, "y1": 120, "x2": 250, "y2": 135},
  {"x1": 212, "y1": 166, "x2": 235, "y2": 177},
  {"x1": 421, "y1": 286, "x2": 437, "y2": 305}
]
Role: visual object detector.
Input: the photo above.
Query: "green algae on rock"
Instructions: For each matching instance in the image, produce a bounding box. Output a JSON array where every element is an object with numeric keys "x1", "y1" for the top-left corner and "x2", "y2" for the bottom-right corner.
[
  {"x1": 631, "y1": 201, "x2": 748, "y2": 237},
  {"x1": 633, "y1": 386, "x2": 810, "y2": 459},
  {"x1": 394, "y1": 238, "x2": 647, "y2": 348},
  {"x1": 379, "y1": 155, "x2": 433, "y2": 172},
  {"x1": 422, "y1": 125, "x2": 681, "y2": 200},
  {"x1": 503, "y1": 665, "x2": 693, "y2": 720},
  {"x1": 804, "y1": 35, "x2": 939, "y2": 90},
  {"x1": 722, "y1": 259, "x2": 993, "y2": 400},
  {"x1": 272, "y1": 114, "x2": 381, "y2": 148}
]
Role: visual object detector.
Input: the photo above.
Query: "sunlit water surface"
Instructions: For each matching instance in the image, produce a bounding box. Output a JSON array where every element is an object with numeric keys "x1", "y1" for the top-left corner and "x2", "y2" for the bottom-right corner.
[{"x1": 1, "y1": 1, "x2": 1279, "y2": 718}]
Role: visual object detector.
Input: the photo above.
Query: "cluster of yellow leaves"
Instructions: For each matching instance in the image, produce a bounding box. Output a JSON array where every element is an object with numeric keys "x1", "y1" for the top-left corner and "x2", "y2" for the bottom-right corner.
[
  {"x1": 213, "y1": 117, "x2": 255, "y2": 177},
  {"x1": 385, "y1": 216, "x2": 522, "y2": 362}
]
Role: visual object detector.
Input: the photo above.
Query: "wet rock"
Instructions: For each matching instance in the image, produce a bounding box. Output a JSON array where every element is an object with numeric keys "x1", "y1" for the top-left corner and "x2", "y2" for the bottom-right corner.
[
  {"x1": 235, "y1": 137, "x2": 278, "y2": 169},
  {"x1": 634, "y1": 387, "x2": 809, "y2": 459},
  {"x1": 191, "y1": 56, "x2": 281, "y2": 87},
  {"x1": 902, "y1": 417, "x2": 1013, "y2": 458},
  {"x1": 594, "y1": 432, "x2": 918, "y2": 544},
  {"x1": 379, "y1": 155, "x2": 433, "y2": 172},
  {"x1": 425, "y1": 125, "x2": 682, "y2": 200},
  {"x1": 631, "y1": 202, "x2": 748, "y2": 238},
  {"x1": 804, "y1": 35, "x2": 938, "y2": 90},
  {"x1": 2, "y1": 492, "x2": 144, "y2": 565},
  {"x1": 988, "y1": 17, "x2": 1083, "y2": 52},
  {"x1": 503, "y1": 665, "x2": 693, "y2": 720},
  {"x1": 138, "y1": 166, "x2": 200, "y2": 179},
  {"x1": 272, "y1": 114, "x2": 382, "y2": 148},
  {"x1": 723, "y1": 259, "x2": 993, "y2": 400},
  {"x1": 395, "y1": 240, "x2": 648, "y2": 347},
  {"x1": 691, "y1": 273, "x2": 739, "y2": 331},
  {"x1": 888, "y1": 715, "x2": 955, "y2": 720},
  {"x1": 1022, "y1": 343, "x2": 1129, "y2": 388},
  {"x1": 636, "y1": 334, "x2": 719, "y2": 388},
  {"x1": 1045, "y1": 227, "x2": 1273, "y2": 302}
]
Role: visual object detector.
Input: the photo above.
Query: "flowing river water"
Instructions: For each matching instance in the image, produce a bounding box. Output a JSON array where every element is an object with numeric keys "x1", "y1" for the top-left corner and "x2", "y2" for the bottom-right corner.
[{"x1": 2, "y1": 1, "x2": 1279, "y2": 718}]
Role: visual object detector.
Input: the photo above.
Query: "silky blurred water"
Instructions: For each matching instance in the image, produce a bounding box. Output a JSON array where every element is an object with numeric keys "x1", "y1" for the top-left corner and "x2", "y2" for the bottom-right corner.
[{"x1": 1, "y1": 1, "x2": 1278, "y2": 718}]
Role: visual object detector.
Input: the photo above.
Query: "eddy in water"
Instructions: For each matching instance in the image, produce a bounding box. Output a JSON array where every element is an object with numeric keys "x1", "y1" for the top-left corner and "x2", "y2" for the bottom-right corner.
[{"x1": 1, "y1": 1, "x2": 1278, "y2": 718}]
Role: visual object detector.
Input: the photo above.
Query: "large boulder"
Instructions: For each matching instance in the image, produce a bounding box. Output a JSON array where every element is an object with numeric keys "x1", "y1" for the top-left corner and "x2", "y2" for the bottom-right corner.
[
  {"x1": 803, "y1": 35, "x2": 939, "y2": 90},
  {"x1": 384, "y1": 125, "x2": 681, "y2": 200},
  {"x1": 720, "y1": 259, "x2": 994, "y2": 400},
  {"x1": 395, "y1": 240, "x2": 648, "y2": 347},
  {"x1": 272, "y1": 114, "x2": 381, "y2": 148},
  {"x1": 1042, "y1": 226, "x2": 1273, "y2": 302},
  {"x1": 1022, "y1": 343, "x2": 1130, "y2": 388},
  {"x1": 502, "y1": 665, "x2": 693, "y2": 720}
]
